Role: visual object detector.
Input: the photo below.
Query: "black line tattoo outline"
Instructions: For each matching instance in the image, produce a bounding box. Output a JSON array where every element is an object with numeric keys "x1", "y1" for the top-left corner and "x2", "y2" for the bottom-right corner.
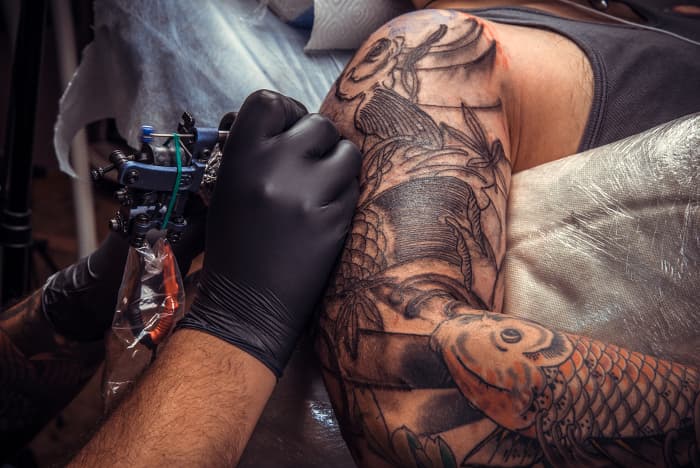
[{"x1": 317, "y1": 12, "x2": 700, "y2": 467}]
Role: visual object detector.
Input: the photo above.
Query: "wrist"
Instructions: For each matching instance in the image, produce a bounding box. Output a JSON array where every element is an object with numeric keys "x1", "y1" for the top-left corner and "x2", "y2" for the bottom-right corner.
[{"x1": 175, "y1": 271, "x2": 298, "y2": 377}]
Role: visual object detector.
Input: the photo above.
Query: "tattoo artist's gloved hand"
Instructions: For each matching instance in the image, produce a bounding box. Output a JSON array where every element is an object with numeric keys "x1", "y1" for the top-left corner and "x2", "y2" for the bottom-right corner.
[
  {"x1": 42, "y1": 201, "x2": 206, "y2": 342},
  {"x1": 176, "y1": 90, "x2": 361, "y2": 377}
]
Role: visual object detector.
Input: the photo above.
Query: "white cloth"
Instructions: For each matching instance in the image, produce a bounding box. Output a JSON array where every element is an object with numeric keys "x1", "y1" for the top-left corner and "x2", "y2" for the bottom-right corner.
[{"x1": 54, "y1": 0, "x2": 351, "y2": 176}]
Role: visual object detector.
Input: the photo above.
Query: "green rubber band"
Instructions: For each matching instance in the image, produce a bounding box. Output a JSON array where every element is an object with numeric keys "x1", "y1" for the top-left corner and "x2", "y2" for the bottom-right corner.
[{"x1": 161, "y1": 133, "x2": 182, "y2": 230}]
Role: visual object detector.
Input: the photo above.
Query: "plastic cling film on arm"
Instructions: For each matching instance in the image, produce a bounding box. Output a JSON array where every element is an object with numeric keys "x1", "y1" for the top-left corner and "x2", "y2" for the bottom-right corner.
[
  {"x1": 503, "y1": 113, "x2": 700, "y2": 368},
  {"x1": 102, "y1": 237, "x2": 185, "y2": 410}
]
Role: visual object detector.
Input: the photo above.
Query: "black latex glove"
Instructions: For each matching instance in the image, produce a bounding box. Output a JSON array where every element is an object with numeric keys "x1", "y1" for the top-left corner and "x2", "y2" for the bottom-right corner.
[
  {"x1": 176, "y1": 90, "x2": 360, "y2": 377},
  {"x1": 42, "y1": 200, "x2": 206, "y2": 342}
]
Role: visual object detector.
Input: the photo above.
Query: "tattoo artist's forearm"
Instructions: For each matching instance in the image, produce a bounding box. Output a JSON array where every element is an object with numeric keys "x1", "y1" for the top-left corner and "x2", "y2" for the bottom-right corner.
[
  {"x1": 0, "y1": 291, "x2": 103, "y2": 456},
  {"x1": 70, "y1": 330, "x2": 275, "y2": 467},
  {"x1": 316, "y1": 9, "x2": 698, "y2": 467}
]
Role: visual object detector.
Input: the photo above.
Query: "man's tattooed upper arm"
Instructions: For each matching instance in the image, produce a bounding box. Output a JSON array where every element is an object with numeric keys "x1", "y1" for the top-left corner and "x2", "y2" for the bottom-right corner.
[{"x1": 317, "y1": 9, "x2": 699, "y2": 468}]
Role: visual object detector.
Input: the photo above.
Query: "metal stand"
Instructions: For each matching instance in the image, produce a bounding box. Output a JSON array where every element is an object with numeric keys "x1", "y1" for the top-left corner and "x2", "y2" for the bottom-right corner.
[
  {"x1": 51, "y1": 0, "x2": 97, "y2": 257},
  {"x1": 0, "y1": 0, "x2": 48, "y2": 304}
]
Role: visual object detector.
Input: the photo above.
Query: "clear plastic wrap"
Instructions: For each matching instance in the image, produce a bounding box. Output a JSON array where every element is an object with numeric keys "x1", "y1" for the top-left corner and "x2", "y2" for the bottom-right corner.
[
  {"x1": 503, "y1": 113, "x2": 700, "y2": 367},
  {"x1": 103, "y1": 237, "x2": 184, "y2": 410}
]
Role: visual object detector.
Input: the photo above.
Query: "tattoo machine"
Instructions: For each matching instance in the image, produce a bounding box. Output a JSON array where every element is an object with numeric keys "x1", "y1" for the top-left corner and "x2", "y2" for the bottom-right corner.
[
  {"x1": 91, "y1": 111, "x2": 232, "y2": 245},
  {"x1": 97, "y1": 112, "x2": 232, "y2": 406}
]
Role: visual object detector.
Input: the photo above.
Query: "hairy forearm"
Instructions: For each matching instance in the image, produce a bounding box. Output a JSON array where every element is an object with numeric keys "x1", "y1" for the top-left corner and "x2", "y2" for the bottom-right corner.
[
  {"x1": 0, "y1": 291, "x2": 104, "y2": 457},
  {"x1": 70, "y1": 329, "x2": 275, "y2": 467}
]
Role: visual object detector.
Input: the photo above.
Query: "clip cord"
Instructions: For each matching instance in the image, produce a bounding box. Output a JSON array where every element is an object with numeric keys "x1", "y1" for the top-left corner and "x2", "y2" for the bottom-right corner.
[{"x1": 161, "y1": 134, "x2": 183, "y2": 230}]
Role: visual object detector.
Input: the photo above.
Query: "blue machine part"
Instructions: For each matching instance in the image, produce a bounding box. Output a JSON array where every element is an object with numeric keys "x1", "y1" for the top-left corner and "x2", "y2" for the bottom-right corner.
[
  {"x1": 140, "y1": 125, "x2": 154, "y2": 143},
  {"x1": 117, "y1": 160, "x2": 206, "y2": 192},
  {"x1": 192, "y1": 127, "x2": 220, "y2": 156}
]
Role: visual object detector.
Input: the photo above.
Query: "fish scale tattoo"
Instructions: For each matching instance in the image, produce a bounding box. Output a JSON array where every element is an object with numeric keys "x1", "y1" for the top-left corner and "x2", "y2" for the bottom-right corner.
[
  {"x1": 317, "y1": 9, "x2": 699, "y2": 468},
  {"x1": 431, "y1": 313, "x2": 699, "y2": 466}
]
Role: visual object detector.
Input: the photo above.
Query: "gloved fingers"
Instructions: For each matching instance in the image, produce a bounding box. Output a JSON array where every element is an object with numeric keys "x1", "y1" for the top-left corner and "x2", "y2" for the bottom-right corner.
[
  {"x1": 315, "y1": 139, "x2": 362, "y2": 203},
  {"x1": 281, "y1": 113, "x2": 341, "y2": 160},
  {"x1": 87, "y1": 232, "x2": 131, "y2": 282},
  {"x1": 183, "y1": 192, "x2": 208, "y2": 218},
  {"x1": 229, "y1": 90, "x2": 308, "y2": 141}
]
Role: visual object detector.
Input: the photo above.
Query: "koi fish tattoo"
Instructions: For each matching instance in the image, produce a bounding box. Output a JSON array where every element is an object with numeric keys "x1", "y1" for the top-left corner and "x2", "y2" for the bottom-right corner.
[
  {"x1": 316, "y1": 9, "x2": 699, "y2": 468},
  {"x1": 432, "y1": 312, "x2": 699, "y2": 466}
]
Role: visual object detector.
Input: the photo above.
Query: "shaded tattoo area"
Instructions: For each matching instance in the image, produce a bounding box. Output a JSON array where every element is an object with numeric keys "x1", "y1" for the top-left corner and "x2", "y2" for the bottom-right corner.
[
  {"x1": 335, "y1": 16, "x2": 504, "y2": 206},
  {"x1": 317, "y1": 11, "x2": 699, "y2": 468},
  {"x1": 327, "y1": 15, "x2": 509, "y2": 356}
]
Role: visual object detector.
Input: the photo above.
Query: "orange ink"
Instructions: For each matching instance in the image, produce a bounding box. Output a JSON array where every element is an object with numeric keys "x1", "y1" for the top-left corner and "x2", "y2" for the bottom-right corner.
[
  {"x1": 149, "y1": 244, "x2": 179, "y2": 345},
  {"x1": 432, "y1": 313, "x2": 699, "y2": 455}
]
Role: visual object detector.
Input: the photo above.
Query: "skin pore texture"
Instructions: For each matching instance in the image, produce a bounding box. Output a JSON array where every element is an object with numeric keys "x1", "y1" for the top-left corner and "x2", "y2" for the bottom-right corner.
[{"x1": 317, "y1": 9, "x2": 699, "y2": 467}]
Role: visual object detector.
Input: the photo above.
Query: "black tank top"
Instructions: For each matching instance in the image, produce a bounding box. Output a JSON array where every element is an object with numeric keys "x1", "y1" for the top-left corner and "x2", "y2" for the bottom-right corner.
[{"x1": 462, "y1": 7, "x2": 700, "y2": 151}]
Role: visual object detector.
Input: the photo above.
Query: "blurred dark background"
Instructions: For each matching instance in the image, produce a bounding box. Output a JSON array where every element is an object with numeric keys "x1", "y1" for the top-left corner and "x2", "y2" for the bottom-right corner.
[
  {"x1": 0, "y1": 0, "x2": 120, "y2": 292},
  {"x1": 0, "y1": 2, "x2": 121, "y2": 464}
]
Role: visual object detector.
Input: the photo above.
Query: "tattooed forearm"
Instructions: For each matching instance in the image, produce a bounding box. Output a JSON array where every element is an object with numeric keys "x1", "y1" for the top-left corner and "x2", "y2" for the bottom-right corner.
[
  {"x1": 0, "y1": 291, "x2": 103, "y2": 458},
  {"x1": 316, "y1": 9, "x2": 698, "y2": 468}
]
